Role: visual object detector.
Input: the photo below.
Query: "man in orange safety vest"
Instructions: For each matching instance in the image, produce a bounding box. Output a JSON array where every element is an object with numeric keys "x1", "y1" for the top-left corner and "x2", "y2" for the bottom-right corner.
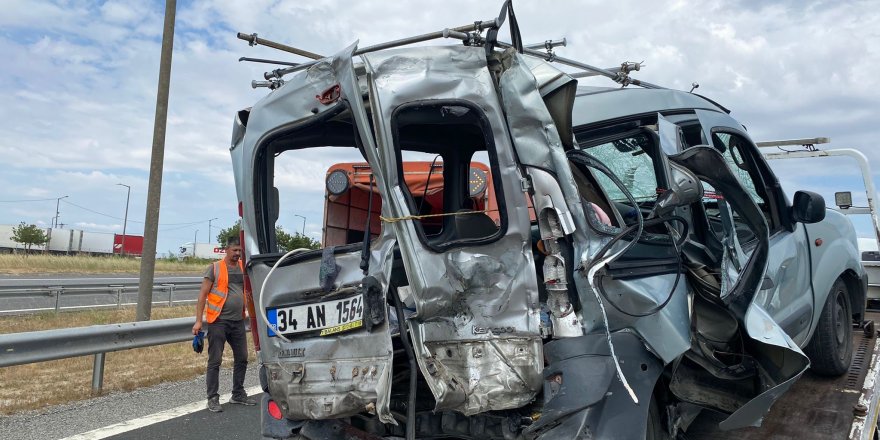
[{"x1": 193, "y1": 236, "x2": 254, "y2": 412}]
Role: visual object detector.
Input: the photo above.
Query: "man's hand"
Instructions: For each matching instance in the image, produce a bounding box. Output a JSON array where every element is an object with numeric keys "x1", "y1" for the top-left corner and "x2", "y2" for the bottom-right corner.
[{"x1": 194, "y1": 277, "x2": 212, "y2": 335}]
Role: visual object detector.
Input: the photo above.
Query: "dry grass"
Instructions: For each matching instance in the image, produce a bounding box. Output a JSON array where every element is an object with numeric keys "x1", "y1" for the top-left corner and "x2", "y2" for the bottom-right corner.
[
  {"x1": 0, "y1": 306, "x2": 256, "y2": 415},
  {"x1": 0, "y1": 254, "x2": 207, "y2": 275}
]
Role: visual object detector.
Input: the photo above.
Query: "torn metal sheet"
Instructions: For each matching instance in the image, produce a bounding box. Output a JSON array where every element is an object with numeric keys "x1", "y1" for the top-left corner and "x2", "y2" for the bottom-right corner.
[
  {"x1": 363, "y1": 45, "x2": 544, "y2": 415},
  {"x1": 495, "y1": 49, "x2": 597, "y2": 330},
  {"x1": 669, "y1": 146, "x2": 769, "y2": 313},
  {"x1": 599, "y1": 274, "x2": 691, "y2": 363},
  {"x1": 528, "y1": 168, "x2": 576, "y2": 235},
  {"x1": 719, "y1": 303, "x2": 809, "y2": 430},
  {"x1": 668, "y1": 145, "x2": 809, "y2": 428}
]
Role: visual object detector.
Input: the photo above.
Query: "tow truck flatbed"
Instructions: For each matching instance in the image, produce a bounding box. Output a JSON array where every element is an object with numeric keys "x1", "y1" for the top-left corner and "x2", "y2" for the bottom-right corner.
[{"x1": 687, "y1": 312, "x2": 880, "y2": 440}]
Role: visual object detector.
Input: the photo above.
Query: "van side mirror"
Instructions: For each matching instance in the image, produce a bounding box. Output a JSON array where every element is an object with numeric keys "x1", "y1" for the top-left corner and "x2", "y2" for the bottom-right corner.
[{"x1": 792, "y1": 190, "x2": 825, "y2": 224}]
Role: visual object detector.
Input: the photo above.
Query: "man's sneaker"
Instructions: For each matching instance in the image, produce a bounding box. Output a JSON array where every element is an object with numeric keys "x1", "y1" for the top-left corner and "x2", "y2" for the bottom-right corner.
[
  {"x1": 230, "y1": 394, "x2": 257, "y2": 406},
  {"x1": 207, "y1": 396, "x2": 223, "y2": 412}
]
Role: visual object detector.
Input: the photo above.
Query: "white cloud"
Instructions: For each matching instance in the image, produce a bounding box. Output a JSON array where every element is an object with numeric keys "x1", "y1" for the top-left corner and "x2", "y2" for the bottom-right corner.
[
  {"x1": 0, "y1": 0, "x2": 878, "y2": 253},
  {"x1": 73, "y1": 222, "x2": 122, "y2": 233}
]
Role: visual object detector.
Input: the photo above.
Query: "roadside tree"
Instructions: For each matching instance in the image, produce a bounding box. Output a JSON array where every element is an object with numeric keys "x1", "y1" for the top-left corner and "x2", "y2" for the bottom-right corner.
[
  {"x1": 217, "y1": 220, "x2": 241, "y2": 247},
  {"x1": 10, "y1": 222, "x2": 49, "y2": 255},
  {"x1": 276, "y1": 229, "x2": 320, "y2": 252},
  {"x1": 217, "y1": 220, "x2": 320, "y2": 251}
]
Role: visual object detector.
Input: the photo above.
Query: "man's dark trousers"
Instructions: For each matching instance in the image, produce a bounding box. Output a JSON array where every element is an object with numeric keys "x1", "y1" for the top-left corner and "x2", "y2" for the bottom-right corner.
[{"x1": 206, "y1": 319, "x2": 248, "y2": 400}]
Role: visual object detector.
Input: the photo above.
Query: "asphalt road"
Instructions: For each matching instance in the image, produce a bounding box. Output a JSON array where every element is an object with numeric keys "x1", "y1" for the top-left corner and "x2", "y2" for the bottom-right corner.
[
  {"x1": 105, "y1": 397, "x2": 262, "y2": 440},
  {"x1": 0, "y1": 367, "x2": 261, "y2": 440},
  {"x1": 0, "y1": 352, "x2": 868, "y2": 440}
]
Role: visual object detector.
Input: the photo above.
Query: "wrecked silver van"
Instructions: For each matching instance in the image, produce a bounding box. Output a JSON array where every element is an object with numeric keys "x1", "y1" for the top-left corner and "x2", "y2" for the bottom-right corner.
[{"x1": 229, "y1": 5, "x2": 867, "y2": 439}]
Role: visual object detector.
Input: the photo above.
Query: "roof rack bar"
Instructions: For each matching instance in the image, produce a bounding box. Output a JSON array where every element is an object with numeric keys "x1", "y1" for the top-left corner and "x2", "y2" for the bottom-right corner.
[
  {"x1": 524, "y1": 38, "x2": 566, "y2": 50},
  {"x1": 238, "y1": 57, "x2": 300, "y2": 67},
  {"x1": 264, "y1": 18, "x2": 501, "y2": 80},
  {"x1": 570, "y1": 70, "x2": 629, "y2": 79},
  {"x1": 496, "y1": 40, "x2": 664, "y2": 89},
  {"x1": 236, "y1": 32, "x2": 324, "y2": 60},
  {"x1": 356, "y1": 18, "x2": 498, "y2": 57}
]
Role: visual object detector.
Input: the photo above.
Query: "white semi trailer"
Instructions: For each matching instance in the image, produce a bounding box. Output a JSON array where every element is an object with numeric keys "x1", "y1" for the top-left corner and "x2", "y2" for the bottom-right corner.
[
  {"x1": 0, "y1": 225, "x2": 131, "y2": 255},
  {"x1": 177, "y1": 242, "x2": 225, "y2": 260}
]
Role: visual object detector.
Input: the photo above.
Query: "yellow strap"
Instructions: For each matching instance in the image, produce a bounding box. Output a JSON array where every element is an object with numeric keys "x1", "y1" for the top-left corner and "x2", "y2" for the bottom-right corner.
[{"x1": 379, "y1": 210, "x2": 489, "y2": 224}]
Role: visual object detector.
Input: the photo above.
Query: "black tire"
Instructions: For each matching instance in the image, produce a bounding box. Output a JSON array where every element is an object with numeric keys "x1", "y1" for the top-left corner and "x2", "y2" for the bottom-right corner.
[{"x1": 804, "y1": 278, "x2": 853, "y2": 376}]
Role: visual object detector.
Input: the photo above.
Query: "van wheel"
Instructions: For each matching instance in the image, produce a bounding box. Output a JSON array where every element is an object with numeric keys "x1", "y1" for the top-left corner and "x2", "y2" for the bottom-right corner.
[
  {"x1": 804, "y1": 278, "x2": 853, "y2": 376},
  {"x1": 646, "y1": 394, "x2": 669, "y2": 440}
]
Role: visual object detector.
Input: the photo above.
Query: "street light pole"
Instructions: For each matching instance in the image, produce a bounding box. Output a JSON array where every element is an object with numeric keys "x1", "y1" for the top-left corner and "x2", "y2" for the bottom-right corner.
[
  {"x1": 294, "y1": 214, "x2": 306, "y2": 235},
  {"x1": 54, "y1": 195, "x2": 69, "y2": 228},
  {"x1": 208, "y1": 217, "x2": 218, "y2": 244},
  {"x1": 194, "y1": 229, "x2": 198, "y2": 247},
  {"x1": 117, "y1": 184, "x2": 131, "y2": 256},
  {"x1": 136, "y1": 0, "x2": 176, "y2": 322}
]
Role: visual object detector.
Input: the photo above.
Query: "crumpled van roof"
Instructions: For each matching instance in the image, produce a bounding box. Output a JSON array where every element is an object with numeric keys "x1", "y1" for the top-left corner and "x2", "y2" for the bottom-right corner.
[{"x1": 572, "y1": 85, "x2": 727, "y2": 127}]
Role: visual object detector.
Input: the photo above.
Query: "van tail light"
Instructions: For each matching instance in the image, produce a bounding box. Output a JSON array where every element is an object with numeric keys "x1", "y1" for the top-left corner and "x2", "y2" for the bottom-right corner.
[
  {"x1": 241, "y1": 222, "x2": 261, "y2": 352},
  {"x1": 267, "y1": 399, "x2": 283, "y2": 420}
]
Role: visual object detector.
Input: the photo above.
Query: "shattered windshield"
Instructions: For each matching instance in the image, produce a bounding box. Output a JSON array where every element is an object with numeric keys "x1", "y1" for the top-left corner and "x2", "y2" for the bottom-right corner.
[{"x1": 582, "y1": 133, "x2": 658, "y2": 203}]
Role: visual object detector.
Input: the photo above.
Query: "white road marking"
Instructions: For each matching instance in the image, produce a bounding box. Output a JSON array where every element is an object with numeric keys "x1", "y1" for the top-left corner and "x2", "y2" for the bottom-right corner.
[{"x1": 58, "y1": 385, "x2": 263, "y2": 440}]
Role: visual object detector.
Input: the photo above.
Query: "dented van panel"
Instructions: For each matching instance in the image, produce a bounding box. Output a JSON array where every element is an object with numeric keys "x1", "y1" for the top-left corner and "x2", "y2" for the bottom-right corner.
[
  {"x1": 250, "y1": 239, "x2": 398, "y2": 423},
  {"x1": 495, "y1": 49, "x2": 593, "y2": 311},
  {"x1": 363, "y1": 46, "x2": 544, "y2": 415}
]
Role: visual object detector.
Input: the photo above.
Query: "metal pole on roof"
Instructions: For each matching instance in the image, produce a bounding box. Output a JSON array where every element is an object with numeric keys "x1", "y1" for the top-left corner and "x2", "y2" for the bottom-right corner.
[
  {"x1": 136, "y1": 0, "x2": 176, "y2": 322},
  {"x1": 263, "y1": 18, "x2": 500, "y2": 79}
]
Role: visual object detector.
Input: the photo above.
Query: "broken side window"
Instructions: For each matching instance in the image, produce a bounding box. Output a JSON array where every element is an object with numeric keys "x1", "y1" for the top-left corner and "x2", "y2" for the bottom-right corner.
[
  {"x1": 390, "y1": 102, "x2": 504, "y2": 249},
  {"x1": 680, "y1": 122, "x2": 707, "y2": 148},
  {"x1": 253, "y1": 108, "x2": 382, "y2": 254},
  {"x1": 712, "y1": 133, "x2": 765, "y2": 204},
  {"x1": 709, "y1": 132, "x2": 777, "y2": 232}
]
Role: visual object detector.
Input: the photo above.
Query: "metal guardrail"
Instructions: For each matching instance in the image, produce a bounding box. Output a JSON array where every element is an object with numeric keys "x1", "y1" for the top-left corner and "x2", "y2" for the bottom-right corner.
[
  {"x1": 0, "y1": 277, "x2": 202, "y2": 313},
  {"x1": 0, "y1": 317, "x2": 196, "y2": 394}
]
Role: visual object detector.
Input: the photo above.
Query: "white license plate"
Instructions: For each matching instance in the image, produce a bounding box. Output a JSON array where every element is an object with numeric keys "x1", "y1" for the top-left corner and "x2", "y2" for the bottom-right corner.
[{"x1": 268, "y1": 294, "x2": 364, "y2": 337}]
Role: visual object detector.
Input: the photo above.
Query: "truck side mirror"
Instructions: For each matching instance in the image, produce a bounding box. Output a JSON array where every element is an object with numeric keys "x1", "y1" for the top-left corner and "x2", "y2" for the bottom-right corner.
[{"x1": 792, "y1": 190, "x2": 826, "y2": 224}]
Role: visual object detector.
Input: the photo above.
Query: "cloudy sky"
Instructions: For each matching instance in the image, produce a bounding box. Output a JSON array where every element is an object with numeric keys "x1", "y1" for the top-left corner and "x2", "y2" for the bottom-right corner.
[{"x1": 1, "y1": 0, "x2": 878, "y2": 256}]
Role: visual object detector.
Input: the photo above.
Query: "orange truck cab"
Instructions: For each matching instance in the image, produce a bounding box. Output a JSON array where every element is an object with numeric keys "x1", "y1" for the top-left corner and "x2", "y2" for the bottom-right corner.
[{"x1": 322, "y1": 161, "x2": 499, "y2": 247}]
